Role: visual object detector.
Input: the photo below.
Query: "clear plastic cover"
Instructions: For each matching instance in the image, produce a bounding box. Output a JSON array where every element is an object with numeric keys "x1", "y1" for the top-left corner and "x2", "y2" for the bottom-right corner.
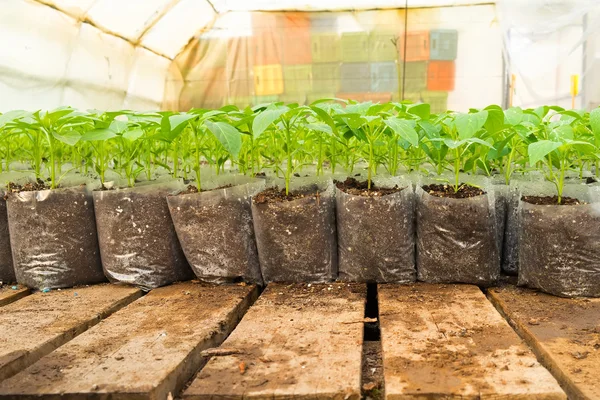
[
  {"x1": 415, "y1": 175, "x2": 500, "y2": 286},
  {"x1": 518, "y1": 182, "x2": 600, "y2": 297},
  {"x1": 5, "y1": 185, "x2": 106, "y2": 289},
  {"x1": 93, "y1": 180, "x2": 193, "y2": 290},
  {"x1": 251, "y1": 177, "x2": 337, "y2": 283},
  {"x1": 167, "y1": 176, "x2": 265, "y2": 284},
  {"x1": 336, "y1": 175, "x2": 415, "y2": 283}
]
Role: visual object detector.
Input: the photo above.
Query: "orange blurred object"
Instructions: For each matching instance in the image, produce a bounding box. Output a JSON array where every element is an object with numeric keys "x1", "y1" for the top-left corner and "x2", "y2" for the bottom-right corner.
[
  {"x1": 398, "y1": 31, "x2": 430, "y2": 62},
  {"x1": 282, "y1": 29, "x2": 312, "y2": 65},
  {"x1": 427, "y1": 61, "x2": 455, "y2": 91}
]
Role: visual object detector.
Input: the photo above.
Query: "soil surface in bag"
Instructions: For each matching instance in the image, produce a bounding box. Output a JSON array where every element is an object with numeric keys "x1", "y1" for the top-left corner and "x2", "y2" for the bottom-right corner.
[
  {"x1": 518, "y1": 197, "x2": 600, "y2": 297},
  {"x1": 93, "y1": 186, "x2": 193, "y2": 290},
  {"x1": 167, "y1": 184, "x2": 263, "y2": 284},
  {"x1": 0, "y1": 198, "x2": 15, "y2": 283},
  {"x1": 417, "y1": 183, "x2": 500, "y2": 286},
  {"x1": 335, "y1": 178, "x2": 415, "y2": 283},
  {"x1": 252, "y1": 185, "x2": 337, "y2": 283},
  {"x1": 5, "y1": 185, "x2": 105, "y2": 289}
]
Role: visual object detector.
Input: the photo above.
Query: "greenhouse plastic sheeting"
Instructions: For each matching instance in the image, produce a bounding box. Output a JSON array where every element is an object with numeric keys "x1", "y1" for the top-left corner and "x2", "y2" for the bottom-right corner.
[{"x1": 166, "y1": 5, "x2": 502, "y2": 111}]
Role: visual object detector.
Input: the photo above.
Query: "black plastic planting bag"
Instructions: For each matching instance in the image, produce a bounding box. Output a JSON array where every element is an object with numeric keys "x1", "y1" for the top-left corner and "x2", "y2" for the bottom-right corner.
[
  {"x1": 167, "y1": 176, "x2": 264, "y2": 284},
  {"x1": 336, "y1": 177, "x2": 415, "y2": 283},
  {"x1": 0, "y1": 193, "x2": 15, "y2": 283},
  {"x1": 93, "y1": 181, "x2": 193, "y2": 290},
  {"x1": 6, "y1": 185, "x2": 105, "y2": 289},
  {"x1": 251, "y1": 179, "x2": 337, "y2": 283},
  {"x1": 518, "y1": 184, "x2": 600, "y2": 297},
  {"x1": 416, "y1": 177, "x2": 500, "y2": 286}
]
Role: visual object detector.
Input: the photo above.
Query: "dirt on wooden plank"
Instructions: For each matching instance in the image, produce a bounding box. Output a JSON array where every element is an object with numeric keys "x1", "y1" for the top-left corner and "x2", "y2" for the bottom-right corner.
[
  {"x1": 488, "y1": 286, "x2": 600, "y2": 400},
  {"x1": 378, "y1": 283, "x2": 566, "y2": 399},
  {"x1": 0, "y1": 282, "x2": 258, "y2": 400},
  {"x1": 362, "y1": 341, "x2": 384, "y2": 400},
  {"x1": 184, "y1": 283, "x2": 366, "y2": 400},
  {"x1": 0, "y1": 284, "x2": 29, "y2": 307},
  {"x1": 0, "y1": 284, "x2": 141, "y2": 382}
]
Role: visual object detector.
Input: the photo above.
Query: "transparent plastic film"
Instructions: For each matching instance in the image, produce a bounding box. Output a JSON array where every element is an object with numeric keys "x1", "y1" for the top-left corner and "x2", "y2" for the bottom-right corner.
[
  {"x1": 415, "y1": 175, "x2": 500, "y2": 286},
  {"x1": 518, "y1": 182, "x2": 600, "y2": 297},
  {"x1": 167, "y1": 176, "x2": 265, "y2": 284},
  {"x1": 93, "y1": 180, "x2": 193, "y2": 290},
  {"x1": 251, "y1": 178, "x2": 337, "y2": 283},
  {"x1": 336, "y1": 175, "x2": 415, "y2": 283},
  {"x1": 5, "y1": 185, "x2": 105, "y2": 289}
]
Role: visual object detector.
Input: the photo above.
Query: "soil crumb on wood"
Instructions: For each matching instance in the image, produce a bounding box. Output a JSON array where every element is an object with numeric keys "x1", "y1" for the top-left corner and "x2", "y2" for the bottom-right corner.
[
  {"x1": 422, "y1": 183, "x2": 485, "y2": 199},
  {"x1": 336, "y1": 177, "x2": 403, "y2": 197},
  {"x1": 253, "y1": 186, "x2": 320, "y2": 204},
  {"x1": 6, "y1": 180, "x2": 50, "y2": 194},
  {"x1": 521, "y1": 195, "x2": 583, "y2": 206},
  {"x1": 362, "y1": 341, "x2": 384, "y2": 400}
]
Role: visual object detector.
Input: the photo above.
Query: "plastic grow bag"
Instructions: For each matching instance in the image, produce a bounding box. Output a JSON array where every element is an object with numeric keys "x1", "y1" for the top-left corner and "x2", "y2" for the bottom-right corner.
[
  {"x1": 167, "y1": 175, "x2": 264, "y2": 284},
  {"x1": 0, "y1": 193, "x2": 15, "y2": 283},
  {"x1": 93, "y1": 180, "x2": 193, "y2": 290},
  {"x1": 518, "y1": 183, "x2": 600, "y2": 297},
  {"x1": 251, "y1": 178, "x2": 337, "y2": 283},
  {"x1": 5, "y1": 185, "x2": 106, "y2": 289},
  {"x1": 336, "y1": 176, "x2": 415, "y2": 283},
  {"x1": 415, "y1": 176, "x2": 500, "y2": 286}
]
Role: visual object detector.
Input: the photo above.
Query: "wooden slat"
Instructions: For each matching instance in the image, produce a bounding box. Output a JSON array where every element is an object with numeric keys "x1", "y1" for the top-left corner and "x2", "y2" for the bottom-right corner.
[
  {"x1": 0, "y1": 285, "x2": 29, "y2": 307},
  {"x1": 184, "y1": 283, "x2": 366, "y2": 400},
  {"x1": 0, "y1": 282, "x2": 258, "y2": 400},
  {"x1": 489, "y1": 286, "x2": 600, "y2": 400},
  {"x1": 379, "y1": 284, "x2": 566, "y2": 399},
  {"x1": 0, "y1": 284, "x2": 141, "y2": 382}
]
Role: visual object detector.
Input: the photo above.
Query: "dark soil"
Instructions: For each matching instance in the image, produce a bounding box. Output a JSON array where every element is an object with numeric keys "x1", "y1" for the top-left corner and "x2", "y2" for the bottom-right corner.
[
  {"x1": 422, "y1": 183, "x2": 485, "y2": 199},
  {"x1": 335, "y1": 177, "x2": 403, "y2": 197},
  {"x1": 5, "y1": 179, "x2": 50, "y2": 195},
  {"x1": 253, "y1": 186, "x2": 320, "y2": 204},
  {"x1": 586, "y1": 177, "x2": 598, "y2": 184},
  {"x1": 521, "y1": 195, "x2": 583, "y2": 206},
  {"x1": 254, "y1": 172, "x2": 266, "y2": 177},
  {"x1": 176, "y1": 184, "x2": 234, "y2": 195},
  {"x1": 362, "y1": 341, "x2": 384, "y2": 400}
]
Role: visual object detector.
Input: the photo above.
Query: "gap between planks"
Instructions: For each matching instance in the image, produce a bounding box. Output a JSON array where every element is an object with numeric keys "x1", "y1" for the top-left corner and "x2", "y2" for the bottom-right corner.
[
  {"x1": 488, "y1": 286, "x2": 600, "y2": 400},
  {"x1": 0, "y1": 284, "x2": 29, "y2": 307},
  {"x1": 378, "y1": 283, "x2": 566, "y2": 399},
  {"x1": 0, "y1": 282, "x2": 258, "y2": 400}
]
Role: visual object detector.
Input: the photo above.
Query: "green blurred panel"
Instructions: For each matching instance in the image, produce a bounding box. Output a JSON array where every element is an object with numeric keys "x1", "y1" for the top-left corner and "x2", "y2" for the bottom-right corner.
[
  {"x1": 340, "y1": 62, "x2": 370, "y2": 93},
  {"x1": 421, "y1": 90, "x2": 448, "y2": 113},
  {"x1": 399, "y1": 61, "x2": 428, "y2": 93},
  {"x1": 312, "y1": 62, "x2": 341, "y2": 92},
  {"x1": 369, "y1": 32, "x2": 398, "y2": 62},
  {"x1": 311, "y1": 33, "x2": 341, "y2": 63},
  {"x1": 392, "y1": 92, "x2": 421, "y2": 103},
  {"x1": 283, "y1": 65, "x2": 313, "y2": 94},
  {"x1": 430, "y1": 29, "x2": 458, "y2": 61},
  {"x1": 227, "y1": 96, "x2": 253, "y2": 109},
  {"x1": 306, "y1": 92, "x2": 336, "y2": 104},
  {"x1": 341, "y1": 32, "x2": 369, "y2": 63},
  {"x1": 253, "y1": 95, "x2": 280, "y2": 105},
  {"x1": 280, "y1": 94, "x2": 307, "y2": 105}
]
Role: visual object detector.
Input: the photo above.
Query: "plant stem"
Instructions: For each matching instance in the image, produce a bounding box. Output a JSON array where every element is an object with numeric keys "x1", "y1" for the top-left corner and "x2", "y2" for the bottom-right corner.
[
  {"x1": 454, "y1": 148, "x2": 460, "y2": 192},
  {"x1": 285, "y1": 122, "x2": 292, "y2": 196}
]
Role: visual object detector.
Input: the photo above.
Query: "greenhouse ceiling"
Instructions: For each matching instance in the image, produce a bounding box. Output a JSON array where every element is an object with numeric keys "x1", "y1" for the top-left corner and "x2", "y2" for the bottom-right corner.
[{"x1": 34, "y1": 0, "x2": 492, "y2": 59}]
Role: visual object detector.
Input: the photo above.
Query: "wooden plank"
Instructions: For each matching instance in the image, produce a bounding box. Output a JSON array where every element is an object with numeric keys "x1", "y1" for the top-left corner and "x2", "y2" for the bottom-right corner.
[
  {"x1": 489, "y1": 286, "x2": 600, "y2": 400},
  {"x1": 184, "y1": 283, "x2": 366, "y2": 400},
  {"x1": 0, "y1": 282, "x2": 258, "y2": 400},
  {"x1": 0, "y1": 284, "x2": 29, "y2": 307},
  {"x1": 379, "y1": 284, "x2": 566, "y2": 399},
  {"x1": 0, "y1": 284, "x2": 141, "y2": 382}
]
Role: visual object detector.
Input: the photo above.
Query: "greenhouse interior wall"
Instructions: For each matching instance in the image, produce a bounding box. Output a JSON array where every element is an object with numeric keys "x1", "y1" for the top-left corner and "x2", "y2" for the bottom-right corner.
[{"x1": 1, "y1": 0, "x2": 600, "y2": 112}]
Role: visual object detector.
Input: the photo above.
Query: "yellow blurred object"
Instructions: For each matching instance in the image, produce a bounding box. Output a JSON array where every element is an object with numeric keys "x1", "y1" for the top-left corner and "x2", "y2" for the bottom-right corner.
[
  {"x1": 254, "y1": 65, "x2": 284, "y2": 96},
  {"x1": 571, "y1": 74, "x2": 579, "y2": 96}
]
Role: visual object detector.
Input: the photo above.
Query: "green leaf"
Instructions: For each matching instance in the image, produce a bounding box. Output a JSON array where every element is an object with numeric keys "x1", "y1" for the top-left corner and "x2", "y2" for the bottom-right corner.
[
  {"x1": 310, "y1": 105, "x2": 338, "y2": 135},
  {"x1": 204, "y1": 120, "x2": 242, "y2": 158},
  {"x1": 252, "y1": 107, "x2": 287, "y2": 139},
  {"x1": 0, "y1": 110, "x2": 28, "y2": 128},
  {"x1": 52, "y1": 130, "x2": 80, "y2": 146},
  {"x1": 528, "y1": 140, "x2": 562, "y2": 165},
  {"x1": 504, "y1": 107, "x2": 523, "y2": 126},
  {"x1": 590, "y1": 108, "x2": 600, "y2": 144},
  {"x1": 407, "y1": 103, "x2": 430, "y2": 120},
  {"x1": 307, "y1": 123, "x2": 333, "y2": 135},
  {"x1": 455, "y1": 111, "x2": 488, "y2": 139},
  {"x1": 483, "y1": 105, "x2": 504, "y2": 135},
  {"x1": 384, "y1": 117, "x2": 419, "y2": 147},
  {"x1": 81, "y1": 128, "x2": 117, "y2": 141},
  {"x1": 123, "y1": 128, "x2": 144, "y2": 141}
]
